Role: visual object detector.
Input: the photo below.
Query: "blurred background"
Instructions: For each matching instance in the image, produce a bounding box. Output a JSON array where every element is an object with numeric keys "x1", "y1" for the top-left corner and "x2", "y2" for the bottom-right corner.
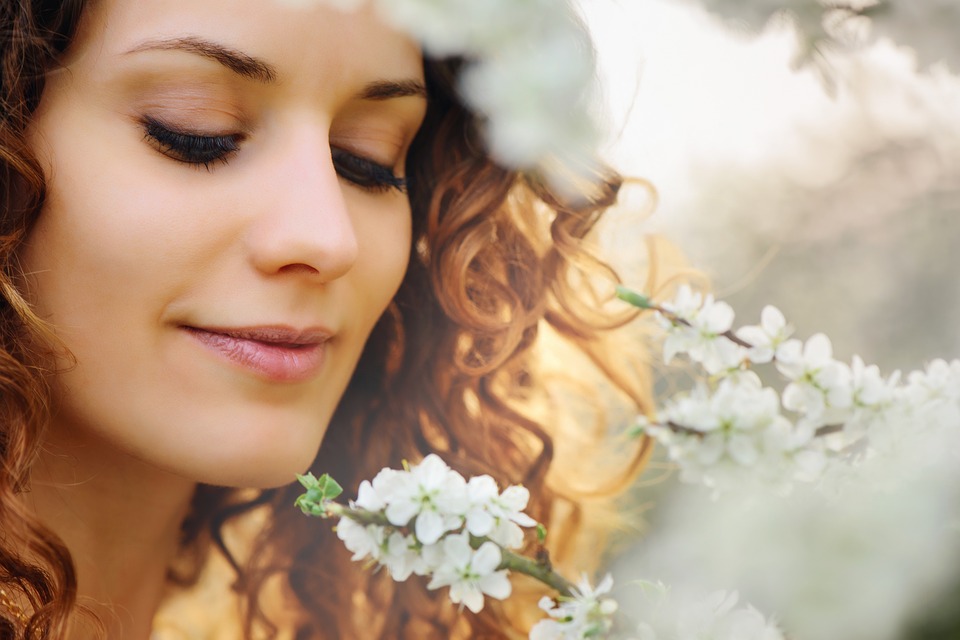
[
  {"x1": 586, "y1": 0, "x2": 959, "y2": 372},
  {"x1": 577, "y1": 1, "x2": 960, "y2": 638}
]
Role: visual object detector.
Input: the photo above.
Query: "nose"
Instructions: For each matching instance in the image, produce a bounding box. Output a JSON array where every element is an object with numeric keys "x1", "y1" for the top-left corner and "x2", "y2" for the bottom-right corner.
[{"x1": 247, "y1": 130, "x2": 359, "y2": 282}]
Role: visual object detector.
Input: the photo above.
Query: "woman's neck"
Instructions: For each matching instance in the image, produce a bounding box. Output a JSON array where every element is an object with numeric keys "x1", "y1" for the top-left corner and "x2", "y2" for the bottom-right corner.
[{"x1": 25, "y1": 423, "x2": 197, "y2": 640}]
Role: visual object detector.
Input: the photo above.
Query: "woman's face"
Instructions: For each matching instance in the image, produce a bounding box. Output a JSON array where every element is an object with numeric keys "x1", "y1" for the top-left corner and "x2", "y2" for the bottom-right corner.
[{"x1": 23, "y1": 0, "x2": 426, "y2": 487}]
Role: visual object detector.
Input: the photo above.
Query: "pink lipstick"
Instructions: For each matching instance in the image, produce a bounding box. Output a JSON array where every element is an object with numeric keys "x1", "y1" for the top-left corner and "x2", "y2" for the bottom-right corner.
[{"x1": 182, "y1": 325, "x2": 330, "y2": 382}]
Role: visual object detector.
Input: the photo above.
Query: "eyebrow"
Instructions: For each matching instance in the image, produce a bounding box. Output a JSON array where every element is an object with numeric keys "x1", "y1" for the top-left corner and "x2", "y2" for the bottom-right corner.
[
  {"x1": 125, "y1": 36, "x2": 427, "y2": 100},
  {"x1": 126, "y1": 36, "x2": 278, "y2": 83},
  {"x1": 357, "y1": 79, "x2": 427, "y2": 101}
]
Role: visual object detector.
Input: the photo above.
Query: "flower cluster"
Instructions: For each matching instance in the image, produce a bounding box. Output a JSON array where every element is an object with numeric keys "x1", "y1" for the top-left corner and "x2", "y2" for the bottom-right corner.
[
  {"x1": 298, "y1": 456, "x2": 636, "y2": 637},
  {"x1": 283, "y1": 0, "x2": 602, "y2": 191},
  {"x1": 335, "y1": 454, "x2": 536, "y2": 612},
  {"x1": 624, "y1": 284, "x2": 960, "y2": 495},
  {"x1": 298, "y1": 454, "x2": 786, "y2": 639}
]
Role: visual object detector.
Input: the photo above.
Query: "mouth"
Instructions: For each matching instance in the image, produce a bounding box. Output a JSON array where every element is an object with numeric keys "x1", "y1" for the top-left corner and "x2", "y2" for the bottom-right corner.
[{"x1": 181, "y1": 325, "x2": 331, "y2": 383}]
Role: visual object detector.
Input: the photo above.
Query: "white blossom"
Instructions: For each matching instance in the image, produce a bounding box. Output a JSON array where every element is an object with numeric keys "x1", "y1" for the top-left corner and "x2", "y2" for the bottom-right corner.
[
  {"x1": 376, "y1": 454, "x2": 467, "y2": 544},
  {"x1": 426, "y1": 532, "x2": 512, "y2": 613},
  {"x1": 354, "y1": 478, "x2": 386, "y2": 512},
  {"x1": 530, "y1": 574, "x2": 618, "y2": 640},
  {"x1": 736, "y1": 305, "x2": 794, "y2": 364},
  {"x1": 456, "y1": 17, "x2": 599, "y2": 171},
  {"x1": 903, "y1": 358, "x2": 960, "y2": 408},
  {"x1": 777, "y1": 333, "x2": 853, "y2": 421},
  {"x1": 660, "y1": 285, "x2": 744, "y2": 374},
  {"x1": 652, "y1": 372, "x2": 820, "y2": 493},
  {"x1": 327, "y1": 455, "x2": 545, "y2": 614},
  {"x1": 849, "y1": 355, "x2": 894, "y2": 409},
  {"x1": 381, "y1": 531, "x2": 432, "y2": 582},
  {"x1": 335, "y1": 518, "x2": 385, "y2": 563},
  {"x1": 463, "y1": 476, "x2": 537, "y2": 549}
]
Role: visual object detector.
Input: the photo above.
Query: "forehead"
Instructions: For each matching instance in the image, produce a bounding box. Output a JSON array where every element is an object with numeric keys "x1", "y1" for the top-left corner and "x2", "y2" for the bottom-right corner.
[{"x1": 69, "y1": 0, "x2": 424, "y2": 91}]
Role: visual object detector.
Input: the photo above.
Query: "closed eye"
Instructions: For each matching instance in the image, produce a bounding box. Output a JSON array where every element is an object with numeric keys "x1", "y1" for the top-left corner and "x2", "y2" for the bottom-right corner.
[
  {"x1": 330, "y1": 147, "x2": 406, "y2": 194},
  {"x1": 141, "y1": 117, "x2": 407, "y2": 193},
  {"x1": 142, "y1": 116, "x2": 242, "y2": 170}
]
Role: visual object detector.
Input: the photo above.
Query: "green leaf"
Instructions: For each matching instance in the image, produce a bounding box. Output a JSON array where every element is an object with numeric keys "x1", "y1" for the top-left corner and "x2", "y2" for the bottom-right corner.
[
  {"x1": 315, "y1": 474, "x2": 344, "y2": 501},
  {"x1": 614, "y1": 285, "x2": 653, "y2": 309},
  {"x1": 294, "y1": 472, "x2": 343, "y2": 518},
  {"x1": 294, "y1": 493, "x2": 328, "y2": 517},
  {"x1": 296, "y1": 472, "x2": 319, "y2": 490}
]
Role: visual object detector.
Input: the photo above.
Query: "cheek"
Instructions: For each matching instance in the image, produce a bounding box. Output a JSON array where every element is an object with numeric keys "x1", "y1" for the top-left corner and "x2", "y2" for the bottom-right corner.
[
  {"x1": 24, "y1": 106, "x2": 225, "y2": 316},
  {"x1": 351, "y1": 196, "x2": 413, "y2": 327},
  {"x1": 19, "y1": 135, "x2": 228, "y2": 382}
]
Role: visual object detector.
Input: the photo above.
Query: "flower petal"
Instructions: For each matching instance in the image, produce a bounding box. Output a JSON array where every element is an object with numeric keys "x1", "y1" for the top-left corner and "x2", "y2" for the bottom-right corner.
[
  {"x1": 466, "y1": 509, "x2": 494, "y2": 537},
  {"x1": 472, "y1": 541, "x2": 503, "y2": 575},
  {"x1": 385, "y1": 500, "x2": 419, "y2": 527},
  {"x1": 415, "y1": 510, "x2": 445, "y2": 545},
  {"x1": 478, "y1": 570, "x2": 512, "y2": 601}
]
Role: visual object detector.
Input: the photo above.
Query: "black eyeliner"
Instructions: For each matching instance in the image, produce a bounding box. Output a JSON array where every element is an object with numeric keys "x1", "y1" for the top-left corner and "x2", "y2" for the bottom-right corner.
[
  {"x1": 141, "y1": 116, "x2": 241, "y2": 170},
  {"x1": 331, "y1": 148, "x2": 406, "y2": 194},
  {"x1": 141, "y1": 116, "x2": 407, "y2": 193}
]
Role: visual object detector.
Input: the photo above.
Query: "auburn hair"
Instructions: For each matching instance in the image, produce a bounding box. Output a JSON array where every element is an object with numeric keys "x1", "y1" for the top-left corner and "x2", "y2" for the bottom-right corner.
[{"x1": 0, "y1": 1, "x2": 656, "y2": 637}]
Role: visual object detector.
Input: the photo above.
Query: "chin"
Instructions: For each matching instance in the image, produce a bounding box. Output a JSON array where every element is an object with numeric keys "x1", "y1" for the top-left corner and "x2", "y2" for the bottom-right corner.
[
  {"x1": 155, "y1": 410, "x2": 331, "y2": 490},
  {"x1": 181, "y1": 442, "x2": 322, "y2": 489}
]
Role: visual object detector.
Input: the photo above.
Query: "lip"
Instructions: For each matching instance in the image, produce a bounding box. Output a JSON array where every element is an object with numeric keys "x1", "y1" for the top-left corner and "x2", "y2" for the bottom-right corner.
[{"x1": 181, "y1": 325, "x2": 332, "y2": 383}]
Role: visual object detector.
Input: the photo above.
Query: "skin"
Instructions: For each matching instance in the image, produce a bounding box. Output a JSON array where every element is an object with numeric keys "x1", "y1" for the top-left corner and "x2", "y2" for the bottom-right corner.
[{"x1": 20, "y1": 0, "x2": 426, "y2": 636}]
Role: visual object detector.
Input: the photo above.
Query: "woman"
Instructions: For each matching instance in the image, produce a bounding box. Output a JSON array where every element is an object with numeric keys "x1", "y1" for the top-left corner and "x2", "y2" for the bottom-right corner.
[{"x1": 0, "y1": 0, "x2": 653, "y2": 637}]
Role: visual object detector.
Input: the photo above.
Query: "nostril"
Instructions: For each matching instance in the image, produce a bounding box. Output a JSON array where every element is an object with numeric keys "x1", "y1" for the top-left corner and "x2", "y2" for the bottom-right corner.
[{"x1": 278, "y1": 263, "x2": 321, "y2": 276}]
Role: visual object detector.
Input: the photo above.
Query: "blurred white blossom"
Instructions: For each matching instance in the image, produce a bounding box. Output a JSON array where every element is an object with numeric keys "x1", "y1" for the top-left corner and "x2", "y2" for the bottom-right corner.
[
  {"x1": 634, "y1": 285, "x2": 960, "y2": 499},
  {"x1": 736, "y1": 306, "x2": 795, "y2": 364},
  {"x1": 867, "y1": 1, "x2": 960, "y2": 70},
  {"x1": 660, "y1": 285, "x2": 744, "y2": 374},
  {"x1": 295, "y1": 0, "x2": 603, "y2": 189},
  {"x1": 630, "y1": 585, "x2": 785, "y2": 640},
  {"x1": 336, "y1": 517, "x2": 384, "y2": 562},
  {"x1": 651, "y1": 372, "x2": 819, "y2": 493},
  {"x1": 776, "y1": 333, "x2": 853, "y2": 422}
]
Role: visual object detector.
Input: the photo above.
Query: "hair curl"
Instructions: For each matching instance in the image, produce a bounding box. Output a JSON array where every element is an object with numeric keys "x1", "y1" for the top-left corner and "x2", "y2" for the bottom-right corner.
[{"x1": 0, "y1": 2, "x2": 655, "y2": 638}]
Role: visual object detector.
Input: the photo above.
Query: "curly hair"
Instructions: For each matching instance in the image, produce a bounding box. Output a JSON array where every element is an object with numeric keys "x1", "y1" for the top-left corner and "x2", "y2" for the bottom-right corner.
[{"x1": 0, "y1": 1, "x2": 656, "y2": 638}]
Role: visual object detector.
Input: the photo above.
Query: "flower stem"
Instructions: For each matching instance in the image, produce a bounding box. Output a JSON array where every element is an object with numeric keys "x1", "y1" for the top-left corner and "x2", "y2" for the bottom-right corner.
[
  {"x1": 814, "y1": 423, "x2": 844, "y2": 438},
  {"x1": 499, "y1": 548, "x2": 577, "y2": 598},
  {"x1": 326, "y1": 502, "x2": 393, "y2": 527},
  {"x1": 616, "y1": 285, "x2": 753, "y2": 349},
  {"x1": 302, "y1": 494, "x2": 581, "y2": 601}
]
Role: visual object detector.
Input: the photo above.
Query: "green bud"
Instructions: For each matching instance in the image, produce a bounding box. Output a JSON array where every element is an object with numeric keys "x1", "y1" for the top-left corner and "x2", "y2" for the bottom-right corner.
[
  {"x1": 614, "y1": 285, "x2": 653, "y2": 309},
  {"x1": 536, "y1": 523, "x2": 548, "y2": 543},
  {"x1": 628, "y1": 416, "x2": 649, "y2": 438}
]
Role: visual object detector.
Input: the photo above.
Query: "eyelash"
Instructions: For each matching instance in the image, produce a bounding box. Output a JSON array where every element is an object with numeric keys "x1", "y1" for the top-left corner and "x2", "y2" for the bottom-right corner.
[{"x1": 141, "y1": 117, "x2": 407, "y2": 194}]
